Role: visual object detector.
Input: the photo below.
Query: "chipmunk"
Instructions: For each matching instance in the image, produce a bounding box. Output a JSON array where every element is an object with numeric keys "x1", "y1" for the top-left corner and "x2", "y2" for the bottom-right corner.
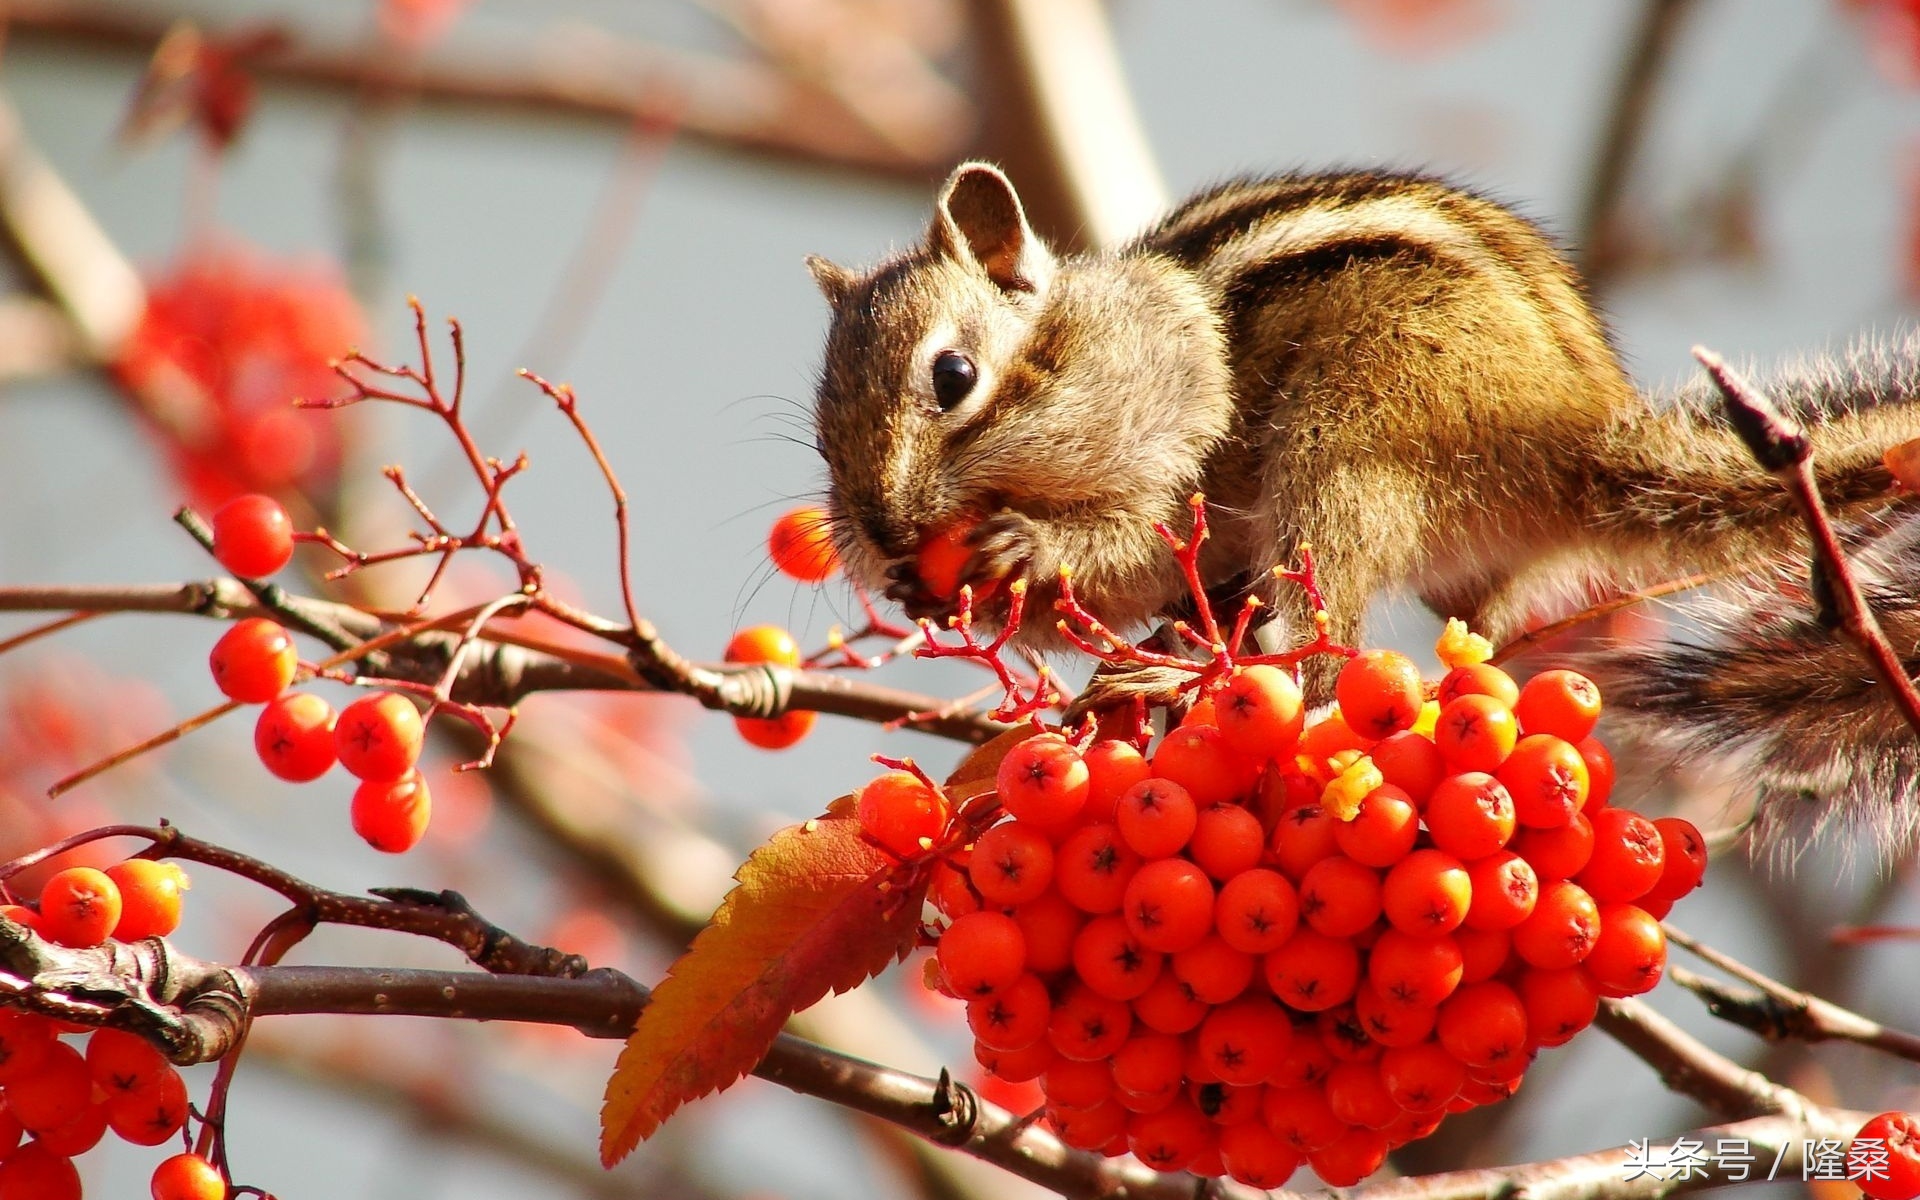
[{"x1": 804, "y1": 163, "x2": 1920, "y2": 836}]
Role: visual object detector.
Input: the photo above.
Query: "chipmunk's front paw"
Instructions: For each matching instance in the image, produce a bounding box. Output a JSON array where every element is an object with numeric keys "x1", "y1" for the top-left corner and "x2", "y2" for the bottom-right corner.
[
  {"x1": 882, "y1": 561, "x2": 949, "y2": 621},
  {"x1": 1064, "y1": 662, "x2": 1195, "y2": 722},
  {"x1": 963, "y1": 508, "x2": 1039, "y2": 589}
]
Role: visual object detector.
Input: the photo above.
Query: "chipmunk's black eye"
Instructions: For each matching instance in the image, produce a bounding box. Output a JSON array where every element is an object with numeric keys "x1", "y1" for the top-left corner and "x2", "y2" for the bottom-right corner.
[{"x1": 930, "y1": 351, "x2": 977, "y2": 410}]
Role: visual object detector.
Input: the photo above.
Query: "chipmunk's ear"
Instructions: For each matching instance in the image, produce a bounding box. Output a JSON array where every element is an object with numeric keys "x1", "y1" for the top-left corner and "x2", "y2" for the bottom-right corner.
[
  {"x1": 805, "y1": 255, "x2": 855, "y2": 309},
  {"x1": 929, "y1": 162, "x2": 1054, "y2": 295}
]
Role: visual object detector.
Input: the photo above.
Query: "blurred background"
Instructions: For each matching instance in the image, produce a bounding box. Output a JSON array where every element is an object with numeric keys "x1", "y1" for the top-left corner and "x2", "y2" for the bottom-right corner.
[{"x1": 0, "y1": 0, "x2": 1917, "y2": 1196}]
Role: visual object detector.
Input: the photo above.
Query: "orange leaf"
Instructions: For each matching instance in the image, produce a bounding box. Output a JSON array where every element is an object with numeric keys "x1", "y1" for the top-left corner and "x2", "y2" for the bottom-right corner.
[{"x1": 599, "y1": 805, "x2": 928, "y2": 1164}]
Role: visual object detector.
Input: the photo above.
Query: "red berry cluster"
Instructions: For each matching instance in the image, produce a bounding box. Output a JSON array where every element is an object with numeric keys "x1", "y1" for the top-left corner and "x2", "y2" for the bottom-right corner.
[
  {"x1": 857, "y1": 636, "x2": 1707, "y2": 1187},
  {"x1": 0, "y1": 868, "x2": 226, "y2": 1199},
  {"x1": 205, "y1": 496, "x2": 434, "y2": 852}
]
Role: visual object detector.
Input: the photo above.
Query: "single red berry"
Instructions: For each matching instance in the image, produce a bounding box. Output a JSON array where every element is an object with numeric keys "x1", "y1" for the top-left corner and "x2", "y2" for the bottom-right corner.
[
  {"x1": 1307, "y1": 1124, "x2": 1389, "y2": 1186},
  {"x1": 5, "y1": 1040, "x2": 90, "y2": 1131},
  {"x1": 1334, "y1": 785, "x2": 1420, "y2": 868},
  {"x1": 1123, "y1": 858, "x2": 1216, "y2": 954},
  {"x1": 1188, "y1": 803, "x2": 1264, "y2": 881},
  {"x1": 723, "y1": 624, "x2": 802, "y2": 666},
  {"x1": 855, "y1": 770, "x2": 949, "y2": 858},
  {"x1": 1263, "y1": 927, "x2": 1361, "y2": 1012},
  {"x1": 1218, "y1": 1114, "x2": 1304, "y2": 1188},
  {"x1": 1516, "y1": 966, "x2": 1599, "y2": 1046},
  {"x1": 1269, "y1": 802, "x2": 1340, "y2": 881},
  {"x1": 1170, "y1": 932, "x2": 1257, "y2": 1005},
  {"x1": 1583, "y1": 903, "x2": 1667, "y2": 997},
  {"x1": 1437, "y1": 662, "x2": 1519, "y2": 709},
  {"x1": 0, "y1": 1010, "x2": 57, "y2": 1084},
  {"x1": 1377, "y1": 1040, "x2": 1466, "y2": 1113},
  {"x1": 1150, "y1": 723, "x2": 1256, "y2": 807},
  {"x1": 1642, "y1": 816, "x2": 1709, "y2": 904},
  {"x1": 212, "y1": 492, "x2": 295, "y2": 578},
  {"x1": 1462, "y1": 850, "x2": 1538, "y2": 931},
  {"x1": 1116, "y1": 777, "x2": 1199, "y2": 858},
  {"x1": 1496, "y1": 734, "x2": 1588, "y2": 829},
  {"x1": 940, "y1": 911, "x2": 1028, "y2": 997},
  {"x1": 997, "y1": 734, "x2": 1091, "y2": 831},
  {"x1": 1370, "y1": 731, "x2": 1444, "y2": 806},
  {"x1": 34, "y1": 1100, "x2": 107, "y2": 1157},
  {"x1": 334, "y1": 691, "x2": 425, "y2": 782},
  {"x1": 1367, "y1": 929, "x2": 1464, "y2": 1009},
  {"x1": 1011, "y1": 892, "x2": 1082, "y2": 975},
  {"x1": 1325, "y1": 1060, "x2": 1400, "y2": 1129},
  {"x1": 208, "y1": 617, "x2": 298, "y2": 703},
  {"x1": 1578, "y1": 808, "x2": 1666, "y2": 902},
  {"x1": 1126, "y1": 1096, "x2": 1217, "y2": 1173},
  {"x1": 1513, "y1": 669, "x2": 1603, "y2": 742},
  {"x1": 1053, "y1": 822, "x2": 1142, "y2": 914},
  {"x1": 1381, "y1": 848, "x2": 1472, "y2": 935},
  {"x1": 1353, "y1": 981, "x2": 1437, "y2": 1048},
  {"x1": 768, "y1": 505, "x2": 839, "y2": 582},
  {"x1": 1214, "y1": 867, "x2": 1300, "y2": 955},
  {"x1": 1424, "y1": 771, "x2": 1517, "y2": 860},
  {"x1": 966, "y1": 973, "x2": 1051, "y2": 1051},
  {"x1": 254, "y1": 691, "x2": 337, "y2": 781},
  {"x1": 106, "y1": 1064, "x2": 189, "y2": 1145},
  {"x1": 1511, "y1": 879, "x2": 1601, "y2": 970},
  {"x1": 38, "y1": 866, "x2": 123, "y2": 948},
  {"x1": 969, "y1": 820, "x2": 1054, "y2": 906},
  {"x1": 1194, "y1": 997, "x2": 1293, "y2": 1087},
  {"x1": 733, "y1": 710, "x2": 815, "y2": 750},
  {"x1": 1849, "y1": 1111, "x2": 1920, "y2": 1200},
  {"x1": 1436, "y1": 980, "x2": 1529, "y2": 1069},
  {"x1": 1433, "y1": 693, "x2": 1519, "y2": 773},
  {"x1": 151, "y1": 1152, "x2": 229, "y2": 1200},
  {"x1": 86, "y1": 1028, "x2": 170, "y2": 1097},
  {"x1": 1081, "y1": 739, "x2": 1151, "y2": 824},
  {"x1": 0, "y1": 1140, "x2": 82, "y2": 1200},
  {"x1": 1298, "y1": 855, "x2": 1384, "y2": 939},
  {"x1": 1336, "y1": 650, "x2": 1425, "y2": 739},
  {"x1": 1047, "y1": 982, "x2": 1134, "y2": 1061},
  {"x1": 1131, "y1": 968, "x2": 1212, "y2": 1035},
  {"x1": 107, "y1": 859, "x2": 191, "y2": 941},
  {"x1": 1511, "y1": 810, "x2": 1595, "y2": 880},
  {"x1": 1070, "y1": 914, "x2": 1164, "y2": 1001},
  {"x1": 351, "y1": 771, "x2": 433, "y2": 853},
  {"x1": 1216, "y1": 665, "x2": 1306, "y2": 760}
]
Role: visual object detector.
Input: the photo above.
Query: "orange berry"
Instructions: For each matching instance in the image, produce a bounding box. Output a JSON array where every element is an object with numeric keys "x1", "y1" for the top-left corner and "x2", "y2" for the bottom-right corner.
[
  {"x1": 1369, "y1": 730, "x2": 1444, "y2": 806},
  {"x1": 1127, "y1": 1095, "x2": 1217, "y2": 1173},
  {"x1": 1583, "y1": 902, "x2": 1666, "y2": 997},
  {"x1": 351, "y1": 771, "x2": 433, "y2": 853},
  {"x1": 1436, "y1": 980, "x2": 1529, "y2": 1069},
  {"x1": 1070, "y1": 914, "x2": 1164, "y2": 1001},
  {"x1": 1170, "y1": 932, "x2": 1257, "y2": 1005},
  {"x1": 1511, "y1": 879, "x2": 1601, "y2": 970},
  {"x1": 1643, "y1": 816, "x2": 1708, "y2": 904},
  {"x1": 733, "y1": 710, "x2": 815, "y2": 750},
  {"x1": 768, "y1": 505, "x2": 839, "y2": 583},
  {"x1": 1011, "y1": 892, "x2": 1082, "y2": 975},
  {"x1": 855, "y1": 770, "x2": 948, "y2": 858},
  {"x1": 1433, "y1": 693, "x2": 1518, "y2": 773},
  {"x1": 208, "y1": 617, "x2": 298, "y2": 703},
  {"x1": 1462, "y1": 850, "x2": 1538, "y2": 931},
  {"x1": 1511, "y1": 810, "x2": 1595, "y2": 880},
  {"x1": 969, "y1": 820, "x2": 1054, "y2": 906},
  {"x1": 254, "y1": 691, "x2": 337, "y2": 781},
  {"x1": 1216, "y1": 665, "x2": 1306, "y2": 760},
  {"x1": 915, "y1": 517, "x2": 984, "y2": 601},
  {"x1": 1194, "y1": 998, "x2": 1292, "y2": 1088},
  {"x1": 151, "y1": 1152, "x2": 228, "y2": 1200},
  {"x1": 211, "y1": 492, "x2": 295, "y2": 578},
  {"x1": 723, "y1": 625, "x2": 801, "y2": 666},
  {"x1": 966, "y1": 973, "x2": 1051, "y2": 1051},
  {"x1": 1325, "y1": 1060, "x2": 1401, "y2": 1129},
  {"x1": 997, "y1": 734, "x2": 1091, "y2": 831},
  {"x1": 1308, "y1": 1124, "x2": 1389, "y2": 1186},
  {"x1": 1517, "y1": 966, "x2": 1599, "y2": 1046},
  {"x1": 38, "y1": 867, "x2": 122, "y2": 948},
  {"x1": 1578, "y1": 808, "x2": 1666, "y2": 902},
  {"x1": 1048, "y1": 982, "x2": 1133, "y2": 1061},
  {"x1": 5, "y1": 1040, "x2": 89, "y2": 1131},
  {"x1": 1269, "y1": 802, "x2": 1340, "y2": 881},
  {"x1": 1298, "y1": 855, "x2": 1383, "y2": 939},
  {"x1": 1150, "y1": 723, "x2": 1254, "y2": 806},
  {"x1": 1497, "y1": 734, "x2": 1589, "y2": 829},
  {"x1": 1334, "y1": 785, "x2": 1420, "y2": 868},
  {"x1": 1081, "y1": 739, "x2": 1150, "y2": 824},
  {"x1": 107, "y1": 1063, "x2": 189, "y2": 1145},
  {"x1": 1367, "y1": 928, "x2": 1464, "y2": 1009},
  {"x1": 1187, "y1": 803, "x2": 1264, "y2": 880},
  {"x1": 1513, "y1": 669, "x2": 1603, "y2": 742},
  {"x1": 1378, "y1": 1040, "x2": 1466, "y2": 1113},
  {"x1": 939, "y1": 911, "x2": 1028, "y2": 997},
  {"x1": 1213, "y1": 868, "x2": 1300, "y2": 955},
  {"x1": 1577, "y1": 736, "x2": 1615, "y2": 808},
  {"x1": 1053, "y1": 822, "x2": 1141, "y2": 914},
  {"x1": 1437, "y1": 662, "x2": 1519, "y2": 709},
  {"x1": 334, "y1": 691, "x2": 425, "y2": 783},
  {"x1": 0, "y1": 1140, "x2": 81, "y2": 1200},
  {"x1": 1336, "y1": 650, "x2": 1425, "y2": 739},
  {"x1": 1116, "y1": 778, "x2": 1198, "y2": 859},
  {"x1": 1423, "y1": 772, "x2": 1517, "y2": 860},
  {"x1": 1381, "y1": 848, "x2": 1471, "y2": 936},
  {"x1": 1263, "y1": 927, "x2": 1361, "y2": 1012},
  {"x1": 106, "y1": 860, "x2": 190, "y2": 941},
  {"x1": 1122, "y1": 858, "x2": 1216, "y2": 954}
]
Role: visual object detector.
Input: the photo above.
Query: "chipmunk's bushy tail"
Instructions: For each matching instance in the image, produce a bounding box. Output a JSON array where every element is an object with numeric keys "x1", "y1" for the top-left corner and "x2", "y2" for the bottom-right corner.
[{"x1": 1588, "y1": 511, "x2": 1920, "y2": 858}]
